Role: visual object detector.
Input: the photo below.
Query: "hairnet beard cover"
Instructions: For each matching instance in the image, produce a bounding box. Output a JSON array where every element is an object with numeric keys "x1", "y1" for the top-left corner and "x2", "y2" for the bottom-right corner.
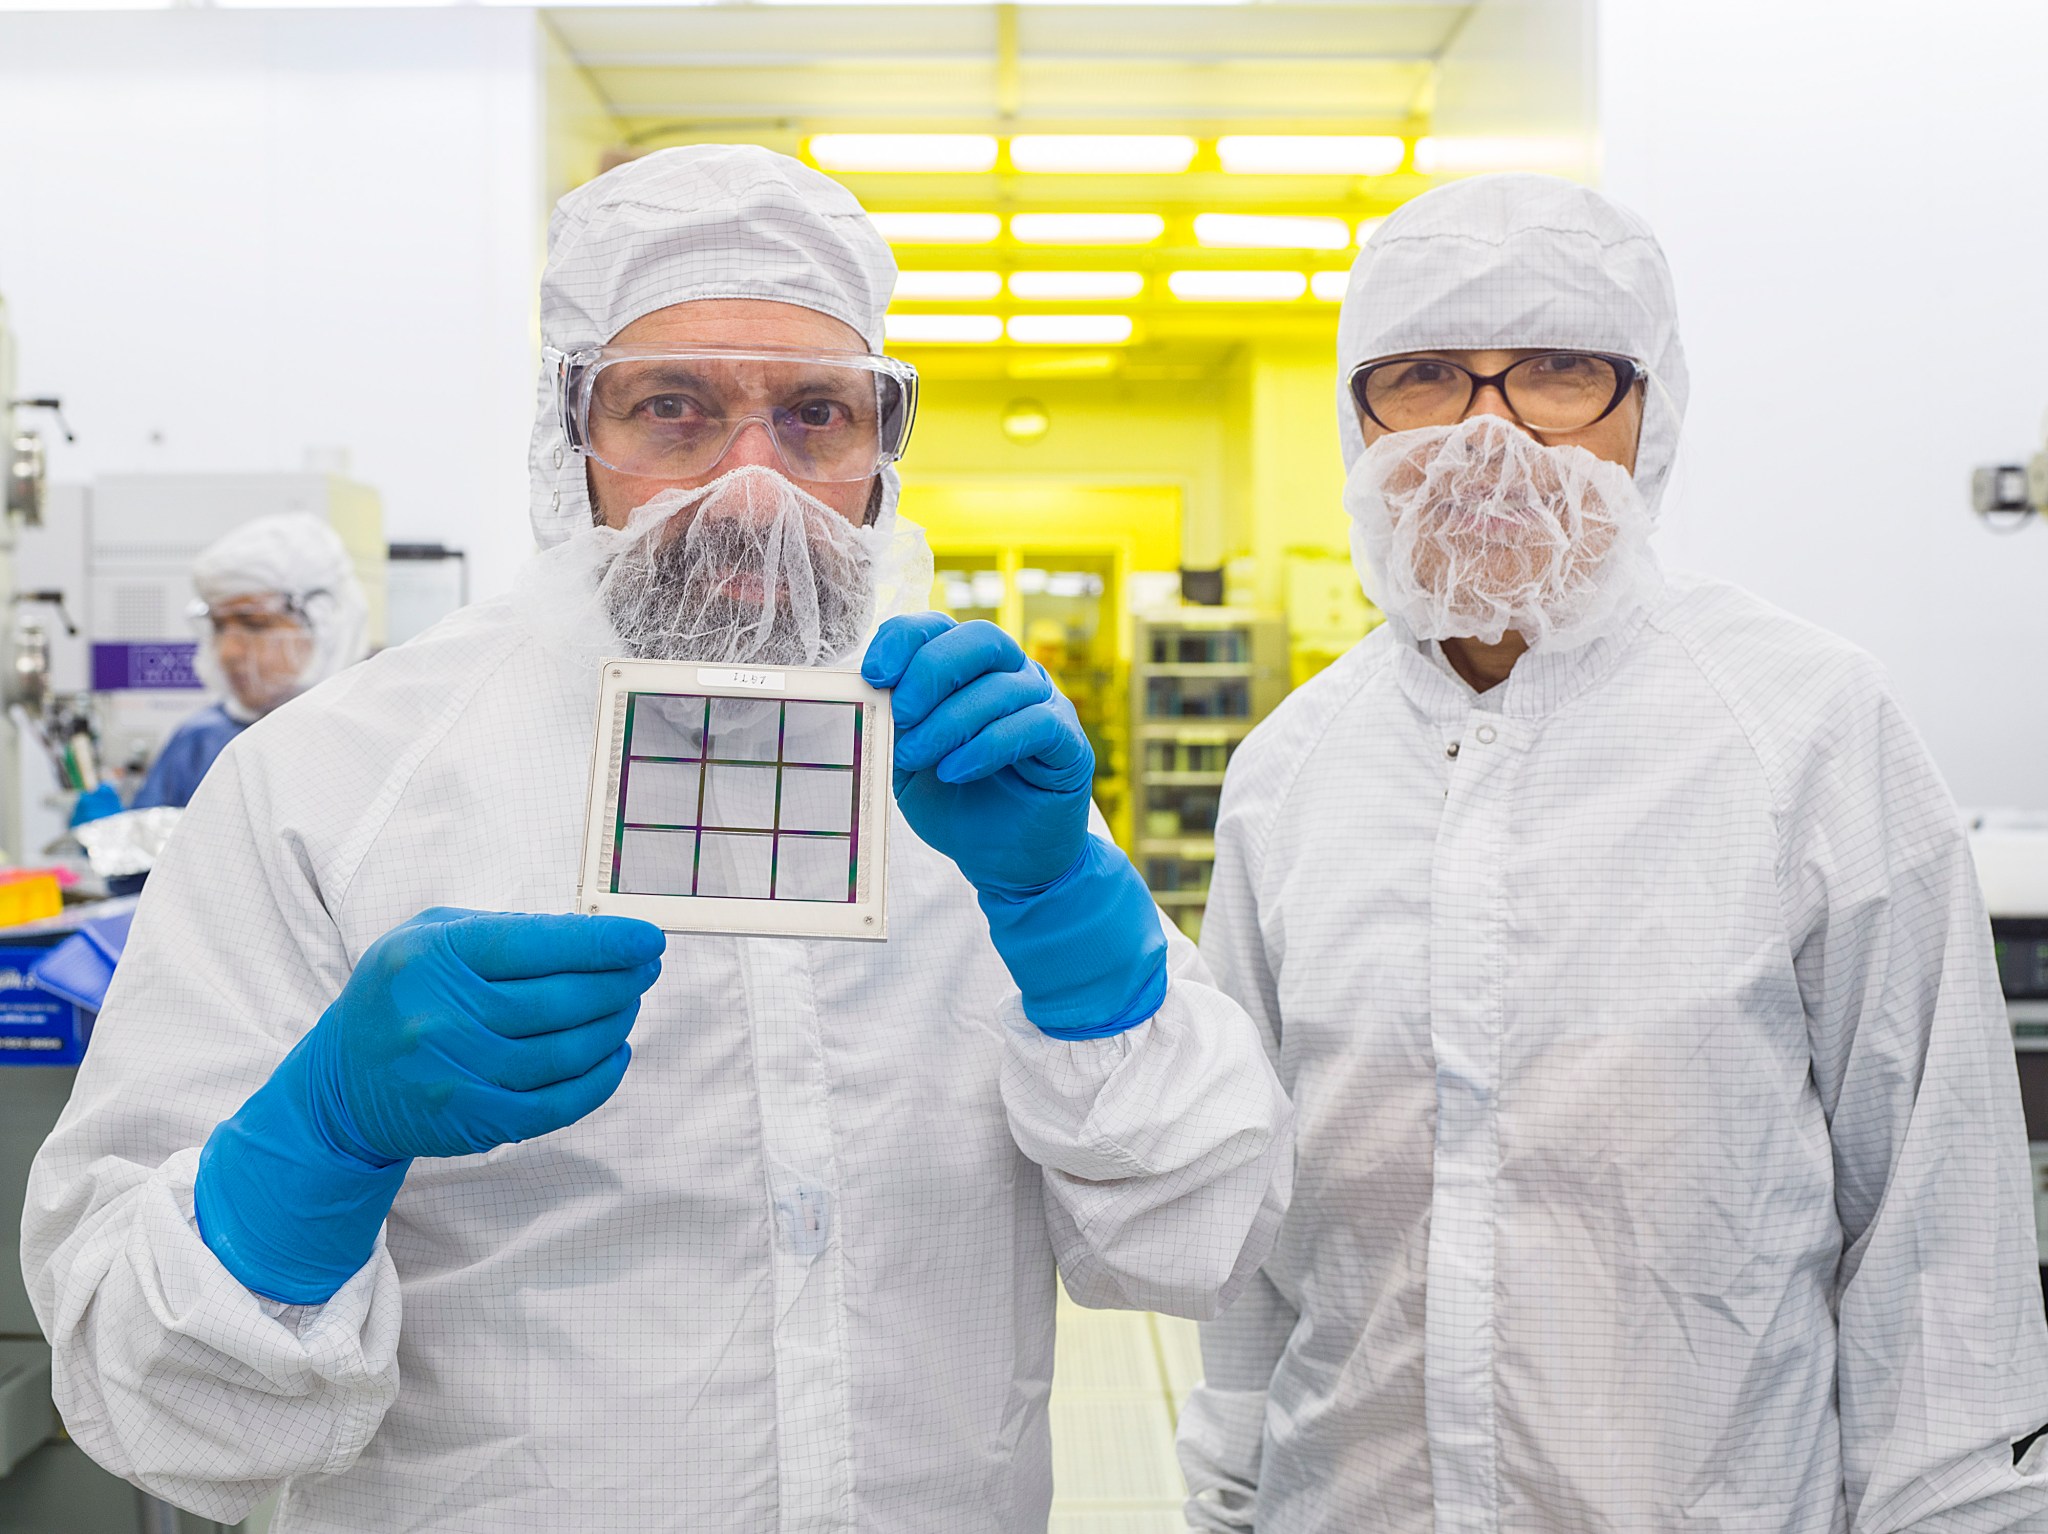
[
  {"x1": 518, "y1": 463, "x2": 933, "y2": 671},
  {"x1": 600, "y1": 466, "x2": 873, "y2": 666},
  {"x1": 1345, "y1": 415, "x2": 1660, "y2": 652}
]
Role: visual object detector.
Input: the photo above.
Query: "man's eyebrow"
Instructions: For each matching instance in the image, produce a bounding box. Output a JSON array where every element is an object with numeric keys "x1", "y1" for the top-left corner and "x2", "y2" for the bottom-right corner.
[{"x1": 599, "y1": 363, "x2": 716, "y2": 394}]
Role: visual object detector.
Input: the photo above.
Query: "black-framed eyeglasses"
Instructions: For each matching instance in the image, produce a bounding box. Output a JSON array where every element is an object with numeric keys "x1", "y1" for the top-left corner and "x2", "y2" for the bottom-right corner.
[{"x1": 1348, "y1": 351, "x2": 1643, "y2": 434}]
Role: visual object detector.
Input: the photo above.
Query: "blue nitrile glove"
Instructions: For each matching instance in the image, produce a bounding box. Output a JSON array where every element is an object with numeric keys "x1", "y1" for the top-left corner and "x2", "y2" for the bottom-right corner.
[
  {"x1": 68, "y1": 783, "x2": 122, "y2": 827},
  {"x1": 862, "y1": 614, "x2": 1167, "y2": 1039},
  {"x1": 194, "y1": 908, "x2": 665, "y2": 1305}
]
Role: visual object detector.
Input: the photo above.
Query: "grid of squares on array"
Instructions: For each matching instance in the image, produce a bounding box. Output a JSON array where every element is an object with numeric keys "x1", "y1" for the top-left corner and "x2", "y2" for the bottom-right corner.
[{"x1": 612, "y1": 694, "x2": 862, "y2": 903}]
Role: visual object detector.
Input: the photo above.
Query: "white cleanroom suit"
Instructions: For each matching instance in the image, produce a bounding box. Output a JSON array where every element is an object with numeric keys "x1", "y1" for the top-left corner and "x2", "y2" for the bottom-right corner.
[
  {"x1": 1176, "y1": 174, "x2": 2048, "y2": 1533},
  {"x1": 22, "y1": 146, "x2": 1292, "y2": 1534}
]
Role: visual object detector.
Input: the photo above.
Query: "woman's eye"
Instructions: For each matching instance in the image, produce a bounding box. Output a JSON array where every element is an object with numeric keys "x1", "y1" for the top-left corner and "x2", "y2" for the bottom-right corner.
[
  {"x1": 1401, "y1": 362, "x2": 1451, "y2": 385},
  {"x1": 1531, "y1": 354, "x2": 1590, "y2": 375}
]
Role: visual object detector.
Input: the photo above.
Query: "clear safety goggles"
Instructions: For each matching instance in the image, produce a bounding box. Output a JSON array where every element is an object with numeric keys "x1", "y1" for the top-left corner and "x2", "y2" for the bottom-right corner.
[
  {"x1": 550, "y1": 345, "x2": 919, "y2": 484},
  {"x1": 186, "y1": 592, "x2": 319, "y2": 639}
]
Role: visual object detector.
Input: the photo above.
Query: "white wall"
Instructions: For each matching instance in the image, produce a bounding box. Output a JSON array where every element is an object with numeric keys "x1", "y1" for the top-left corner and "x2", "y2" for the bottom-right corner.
[
  {"x1": 0, "y1": 8, "x2": 546, "y2": 604},
  {"x1": 1598, "y1": 0, "x2": 2048, "y2": 811}
]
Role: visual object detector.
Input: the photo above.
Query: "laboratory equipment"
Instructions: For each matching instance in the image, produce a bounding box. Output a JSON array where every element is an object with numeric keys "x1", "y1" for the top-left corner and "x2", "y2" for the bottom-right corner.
[
  {"x1": 1971, "y1": 411, "x2": 2048, "y2": 530},
  {"x1": 578, "y1": 660, "x2": 893, "y2": 939},
  {"x1": 385, "y1": 541, "x2": 468, "y2": 645},
  {"x1": 1972, "y1": 813, "x2": 2048, "y2": 1293},
  {"x1": 1129, "y1": 608, "x2": 1287, "y2": 940}
]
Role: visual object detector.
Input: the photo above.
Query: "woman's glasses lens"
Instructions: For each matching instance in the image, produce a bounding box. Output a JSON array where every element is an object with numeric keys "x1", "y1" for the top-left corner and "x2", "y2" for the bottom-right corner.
[{"x1": 1355, "y1": 353, "x2": 1624, "y2": 433}]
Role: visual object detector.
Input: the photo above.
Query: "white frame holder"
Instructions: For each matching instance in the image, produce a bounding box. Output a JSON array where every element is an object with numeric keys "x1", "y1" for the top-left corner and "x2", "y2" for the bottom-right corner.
[{"x1": 576, "y1": 659, "x2": 893, "y2": 940}]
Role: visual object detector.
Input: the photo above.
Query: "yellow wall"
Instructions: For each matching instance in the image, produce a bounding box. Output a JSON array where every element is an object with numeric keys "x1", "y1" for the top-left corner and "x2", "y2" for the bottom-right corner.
[{"x1": 900, "y1": 343, "x2": 1353, "y2": 598}]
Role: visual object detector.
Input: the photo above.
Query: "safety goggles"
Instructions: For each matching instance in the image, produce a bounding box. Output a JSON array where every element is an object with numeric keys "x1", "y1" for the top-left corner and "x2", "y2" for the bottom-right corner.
[
  {"x1": 186, "y1": 593, "x2": 318, "y2": 639},
  {"x1": 1349, "y1": 351, "x2": 1643, "y2": 434},
  {"x1": 551, "y1": 345, "x2": 919, "y2": 484}
]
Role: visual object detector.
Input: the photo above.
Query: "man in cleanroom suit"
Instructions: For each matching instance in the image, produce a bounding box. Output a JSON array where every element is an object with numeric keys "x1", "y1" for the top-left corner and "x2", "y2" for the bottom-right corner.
[
  {"x1": 133, "y1": 511, "x2": 371, "y2": 809},
  {"x1": 22, "y1": 145, "x2": 1291, "y2": 1534},
  {"x1": 1176, "y1": 173, "x2": 2048, "y2": 1532}
]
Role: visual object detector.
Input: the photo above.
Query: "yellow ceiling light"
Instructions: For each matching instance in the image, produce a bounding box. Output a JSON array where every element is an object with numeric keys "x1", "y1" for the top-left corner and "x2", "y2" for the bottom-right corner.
[
  {"x1": 1007, "y1": 315, "x2": 1136, "y2": 344},
  {"x1": 1194, "y1": 213, "x2": 1351, "y2": 250},
  {"x1": 1001, "y1": 399, "x2": 1052, "y2": 444},
  {"x1": 868, "y1": 213, "x2": 1001, "y2": 244},
  {"x1": 1007, "y1": 270, "x2": 1146, "y2": 301},
  {"x1": 1010, "y1": 213, "x2": 1165, "y2": 245},
  {"x1": 1217, "y1": 135, "x2": 1406, "y2": 176},
  {"x1": 1310, "y1": 270, "x2": 1351, "y2": 302},
  {"x1": 1168, "y1": 270, "x2": 1309, "y2": 302},
  {"x1": 1008, "y1": 135, "x2": 1197, "y2": 174},
  {"x1": 893, "y1": 271, "x2": 1004, "y2": 300},
  {"x1": 1355, "y1": 217, "x2": 1387, "y2": 247},
  {"x1": 885, "y1": 314, "x2": 1003, "y2": 344},
  {"x1": 1413, "y1": 136, "x2": 1586, "y2": 175},
  {"x1": 1008, "y1": 352, "x2": 1121, "y2": 380},
  {"x1": 811, "y1": 134, "x2": 997, "y2": 174}
]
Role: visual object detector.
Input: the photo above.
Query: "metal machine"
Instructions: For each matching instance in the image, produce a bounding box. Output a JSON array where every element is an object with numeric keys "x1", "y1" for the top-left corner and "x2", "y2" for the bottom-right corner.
[
  {"x1": 1971, "y1": 814, "x2": 2048, "y2": 1300},
  {"x1": 0, "y1": 296, "x2": 276, "y2": 1532},
  {"x1": 1971, "y1": 411, "x2": 2048, "y2": 530}
]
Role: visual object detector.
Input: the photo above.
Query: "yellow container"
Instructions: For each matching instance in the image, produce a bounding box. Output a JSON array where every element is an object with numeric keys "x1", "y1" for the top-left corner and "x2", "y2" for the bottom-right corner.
[{"x1": 0, "y1": 872, "x2": 64, "y2": 927}]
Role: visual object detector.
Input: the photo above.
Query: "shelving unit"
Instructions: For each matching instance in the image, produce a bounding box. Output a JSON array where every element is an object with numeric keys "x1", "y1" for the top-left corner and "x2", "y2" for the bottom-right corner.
[{"x1": 1130, "y1": 608, "x2": 1288, "y2": 942}]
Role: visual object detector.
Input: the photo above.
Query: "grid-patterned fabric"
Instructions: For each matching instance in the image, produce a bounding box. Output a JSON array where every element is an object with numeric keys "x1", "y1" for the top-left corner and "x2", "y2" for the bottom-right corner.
[
  {"x1": 20, "y1": 588, "x2": 1292, "y2": 1533},
  {"x1": 529, "y1": 145, "x2": 902, "y2": 548},
  {"x1": 1177, "y1": 573, "x2": 2048, "y2": 1533},
  {"x1": 1333, "y1": 175, "x2": 1690, "y2": 517}
]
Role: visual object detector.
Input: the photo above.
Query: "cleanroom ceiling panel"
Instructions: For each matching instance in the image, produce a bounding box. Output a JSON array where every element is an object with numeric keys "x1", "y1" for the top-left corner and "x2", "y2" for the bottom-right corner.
[{"x1": 550, "y1": 3, "x2": 1469, "y2": 133}]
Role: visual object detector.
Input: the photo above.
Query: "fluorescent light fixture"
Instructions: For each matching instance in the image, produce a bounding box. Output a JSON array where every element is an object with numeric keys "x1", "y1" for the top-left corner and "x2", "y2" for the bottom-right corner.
[
  {"x1": 1217, "y1": 136, "x2": 1406, "y2": 176},
  {"x1": 811, "y1": 135, "x2": 997, "y2": 174},
  {"x1": 1006, "y1": 315, "x2": 1136, "y2": 344},
  {"x1": 1355, "y1": 217, "x2": 1387, "y2": 247},
  {"x1": 869, "y1": 213, "x2": 1001, "y2": 244},
  {"x1": 893, "y1": 270, "x2": 1004, "y2": 300},
  {"x1": 1310, "y1": 270, "x2": 1351, "y2": 302},
  {"x1": 1009, "y1": 135, "x2": 1197, "y2": 174},
  {"x1": 1168, "y1": 270, "x2": 1309, "y2": 302},
  {"x1": 1413, "y1": 136, "x2": 1587, "y2": 175},
  {"x1": 1010, "y1": 213, "x2": 1166, "y2": 245},
  {"x1": 885, "y1": 314, "x2": 1004, "y2": 344},
  {"x1": 1007, "y1": 270, "x2": 1145, "y2": 301},
  {"x1": 1009, "y1": 352, "x2": 1121, "y2": 379},
  {"x1": 1194, "y1": 213, "x2": 1350, "y2": 250}
]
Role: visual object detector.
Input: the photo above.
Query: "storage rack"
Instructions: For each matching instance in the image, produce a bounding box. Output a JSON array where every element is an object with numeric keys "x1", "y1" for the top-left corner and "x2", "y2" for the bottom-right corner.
[{"x1": 1130, "y1": 608, "x2": 1288, "y2": 942}]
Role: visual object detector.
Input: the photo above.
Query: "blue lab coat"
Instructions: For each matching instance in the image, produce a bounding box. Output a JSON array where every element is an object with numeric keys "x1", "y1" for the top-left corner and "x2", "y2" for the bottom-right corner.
[{"x1": 132, "y1": 703, "x2": 246, "y2": 811}]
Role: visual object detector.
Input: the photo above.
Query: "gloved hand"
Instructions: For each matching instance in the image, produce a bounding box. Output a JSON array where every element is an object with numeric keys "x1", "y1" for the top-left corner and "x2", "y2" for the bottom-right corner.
[
  {"x1": 68, "y1": 783, "x2": 123, "y2": 827},
  {"x1": 863, "y1": 614, "x2": 1166, "y2": 1040},
  {"x1": 195, "y1": 908, "x2": 665, "y2": 1305}
]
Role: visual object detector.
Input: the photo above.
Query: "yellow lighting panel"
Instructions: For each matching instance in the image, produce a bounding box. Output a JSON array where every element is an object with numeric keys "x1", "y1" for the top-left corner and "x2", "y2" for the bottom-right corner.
[
  {"x1": 1310, "y1": 270, "x2": 1351, "y2": 302},
  {"x1": 1217, "y1": 135, "x2": 1406, "y2": 176},
  {"x1": 1008, "y1": 353, "x2": 1121, "y2": 380},
  {"x1": 1413, "y1": 135, "x2": 1586, "y2": 175},
  {"x1": 1007, "y1": 271, "x2": 1146, "y2": 301},
  {"x1": 885, "y1": 314, "x2": 1003, "y2": 344},
  {"x1": 894, "y1": 271, "x2": 1004, "y2": 300},
  {"x1": 1168, "y1": 270, "x2": 1309, "y2": 302},
  {"x1": 811, "y1": 134, "x2": 997, "y2": 173},
  {"x1": 1194, "y1": 213, "x2": 1350, "y2": 251},
  {"x1": 1006, "y1": 315, "x2": 1136, "y2": 344},
  {"x1": 1011, "y1": 213, "x2": 1165, "y2": 245},
  {"x1": 869, "y1": 213, "x2": 1001, "y2": 244},
  {"x1": 1356, "y1": 217, "x2": 1387, "y2": 247},
  {"x1": 1008, "y1": 135, "x2": 1197, "y2": 174}
]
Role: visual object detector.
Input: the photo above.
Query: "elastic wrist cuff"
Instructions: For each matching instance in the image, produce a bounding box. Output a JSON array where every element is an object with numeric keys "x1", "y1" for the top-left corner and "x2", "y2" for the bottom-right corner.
[{"x1": 977, "y1": 834, "x2": 1170, "y2": 1037}]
